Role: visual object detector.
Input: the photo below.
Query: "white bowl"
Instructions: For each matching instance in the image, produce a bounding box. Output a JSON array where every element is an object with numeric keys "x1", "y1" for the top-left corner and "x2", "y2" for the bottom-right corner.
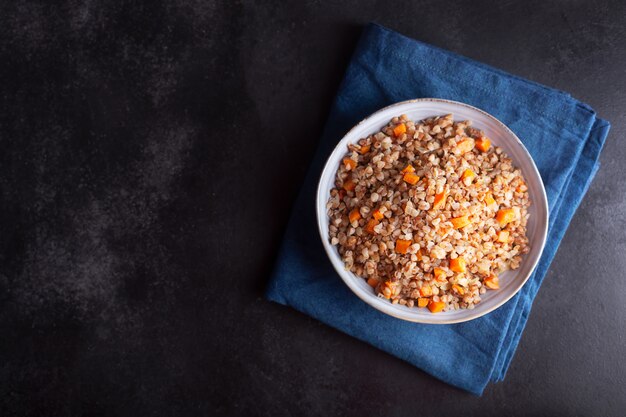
[{"x1": 316, "y1": 98, "x2": 548, "y2": 324}]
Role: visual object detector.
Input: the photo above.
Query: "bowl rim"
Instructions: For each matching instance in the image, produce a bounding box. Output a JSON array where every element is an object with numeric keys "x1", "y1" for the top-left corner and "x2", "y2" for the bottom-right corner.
[{"x1": 315, "y1": 98, "x2": 549, "y2": 324}]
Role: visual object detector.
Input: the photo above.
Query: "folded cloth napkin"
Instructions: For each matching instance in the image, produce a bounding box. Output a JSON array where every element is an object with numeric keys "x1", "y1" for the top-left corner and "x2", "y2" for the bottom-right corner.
[{"x1": 266, "y1": 23, "x2": 610, "y2": 395}]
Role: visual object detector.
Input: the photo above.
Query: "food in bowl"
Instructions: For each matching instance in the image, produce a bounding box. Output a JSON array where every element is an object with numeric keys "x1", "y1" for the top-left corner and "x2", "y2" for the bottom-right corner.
[{"x1": 326, "y1": 114, "x2": 530, "y2": 313}]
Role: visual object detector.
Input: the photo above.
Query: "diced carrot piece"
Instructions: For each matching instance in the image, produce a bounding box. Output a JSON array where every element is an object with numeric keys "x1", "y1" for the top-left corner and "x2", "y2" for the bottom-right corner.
[
  {"x1": 450, "y1": 215, "x2": 471, "y2": 229},
  {"x1": 454, "y1": 137, "x2": 475, "y2": 155},
  {"x1": 432, "y1": 189, "x2": 449, "y2": 210},
  {"x1": 484, "y1": 192, "x2": 496, "y2": 206},
  {"x1": 452, "y1": 284, "x2": 465, "y2": 295},
  {"x1": 343, "y1": 178, "x2": 356, "y2": 191},
  {"x1": 367, "y1": 277, "x2": 378, "y2": 288},
  {"x1": 484, "y1": 274, "x2": 500, "y2": 290},
  {"x1": 358, "y1": 144, "x2": 371, "y2": 154},
  {"x1": 428, "y1": 300, "x2": 445, "y2": 313},
  {"x1": 461, "y1": 169, "x2": 476, "y2": 183},
  {"x1": 419, "y1": 285, "x2": 433, "y2": 297},
  {"x1": 372, "y1": 208, "x2": 384, "y2": 221},
  {"x1": 433, "y1": 267, "x2": 447, "y2": 282},
  {"x1": 417, "y1": 298, "x2": 429, "y2": 308},
  {"x1": 393, "y1": 123, "x2": 407, "y2": 137},
  {"x1": 416, "y1": 248, "x2": 424, "y2": 261},
  {"x1": 401, "y1": 164, "x2": 415, "y2": 173},
  {"x1": 497, "y1": 230, "x2": 510, "y2": 243},
  {"x1": 395, "y1": 239, "x2": 412, "y2": 254},
  {"x1": 403, "y1": 172, "x2": 420, "y2": 185},
  {"x1": 364, "y1": 219, "x2": 378, "y2": 234},
  {"x1": 381, "y1": 280, "x2": 400, "y2": 299},
  {"x1": 475, "y1": 137, "x2": 491, "y2": 152},
  {"x1": 449, "y1": 257, "x2": 467, "y2": 273},
  {"x1": 349, "y1": 208, "x2": 361, "y2": 224},
  {"x1": 343, "y1": 158, "x2": 357, "y2": 170},
  {"x1": 496, "y1": 208, "x2": 516, "y2": 227}
]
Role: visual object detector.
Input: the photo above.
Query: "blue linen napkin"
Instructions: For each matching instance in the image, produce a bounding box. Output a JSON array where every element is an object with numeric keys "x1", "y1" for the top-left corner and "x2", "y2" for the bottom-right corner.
[{"x1": 266, "y1": 23, "x2": 610, "y2": 395}]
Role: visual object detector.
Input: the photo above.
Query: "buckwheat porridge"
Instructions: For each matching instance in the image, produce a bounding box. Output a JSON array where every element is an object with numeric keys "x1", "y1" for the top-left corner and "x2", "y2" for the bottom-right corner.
[{"x1": 326, "y1": 114, "x2": 530, "y2": 313}]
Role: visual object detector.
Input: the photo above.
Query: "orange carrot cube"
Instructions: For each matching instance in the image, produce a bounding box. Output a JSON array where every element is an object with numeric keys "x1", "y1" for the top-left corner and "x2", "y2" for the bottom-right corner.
[
  {"x1": 349, "y1": 208, "x2": 361, "y2": 224},
  {"x1": 343, "y1": 158, "x2": 357, "y2": 170},
  {"x1": 450, "y1": 215, "x2": 471, "y2": 229},
  {"x1": 343, "y1": 178, "x2": 356, "y2": 192},
  {"x1": 496, "y1": 208, "x2": 516, "y2": 227},
  {"x1": 372, "y1": 208, "x2": 384, "y2": 220},
  {"x1": 417, "y1": 298, "x2": 429, "y2": 308},
  {"x1": 401, "y1": 164, "x2": 415, "y2": 173},
  {"x1": 484, "y1": 274, "x2": 500, "y2": 290},
  {"x1": 419, "y1": 285, "x2": 433, "y2": 297},
  {"x1": 475, "y1": 137, "x2": 491, "y2": 152},
  {"x1": 403, "y1": 172, "x2": 420, "y2": 185},
  {"x1": 461, "y1": 169, "x2": 476, "y2": 183},
  {"x1": 395, "y1": 239, "x2": 412, "y2": 254},
  {"x1": 432, "y1": 189, "x2": 449, "y2": 210},
  {"x1": 367, "y1": 277, "x2": 378, "y2": 288},
  {"x1": 449, "y1": 257, "x2": 467, "y2": 273},
  {"x1": 433, "y1": 267, "x2": 447, "y2": 282},
  {"x1": 497, "y1": 230, "x2": 510, "y2": 243},
  {"x1": 364, "y1": 219, "x2": 378, "y2": 234},
  {"x1": 428, "y1": 300, "x2": 445, "y2": 313},
  {"x1": 393, "y1": 123, "x2": 407, "y2": 137}
]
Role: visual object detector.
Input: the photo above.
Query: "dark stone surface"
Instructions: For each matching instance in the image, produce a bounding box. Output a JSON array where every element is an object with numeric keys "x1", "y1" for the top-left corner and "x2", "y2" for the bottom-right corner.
[{"x1": 0, "y1": 1, "x2": 624, "y2": 415}]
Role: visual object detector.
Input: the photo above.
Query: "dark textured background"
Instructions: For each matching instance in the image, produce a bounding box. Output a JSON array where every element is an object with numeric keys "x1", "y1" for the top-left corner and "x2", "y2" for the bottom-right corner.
[{"x1": 0, "y1": 1, "x2": 624, "y2": 416}]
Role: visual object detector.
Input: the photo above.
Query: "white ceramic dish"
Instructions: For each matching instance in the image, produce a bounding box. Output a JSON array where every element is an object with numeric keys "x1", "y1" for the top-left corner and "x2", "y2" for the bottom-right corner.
[{"x1": 316, "y1": 98, "x2": 548, "y2": 324}]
